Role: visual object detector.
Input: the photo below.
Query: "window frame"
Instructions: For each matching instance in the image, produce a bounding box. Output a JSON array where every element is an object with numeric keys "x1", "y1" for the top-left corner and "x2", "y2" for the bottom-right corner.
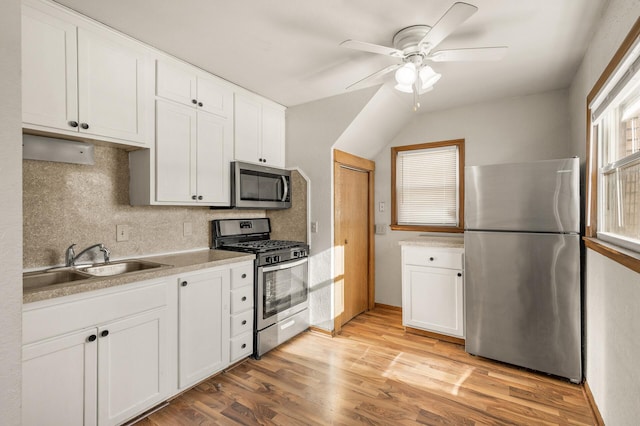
[
  {"x1": 390, "y1": 139, "x2": 465, "y2": 233},
  {"x1": 585, "y1": 17, "x2": 640, "y2": 273}
]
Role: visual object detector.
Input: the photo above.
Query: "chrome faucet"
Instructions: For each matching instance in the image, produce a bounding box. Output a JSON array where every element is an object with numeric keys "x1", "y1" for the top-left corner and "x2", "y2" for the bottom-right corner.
[{"x1": 65, "y1": 243, "x2": 110, "y2": 267}]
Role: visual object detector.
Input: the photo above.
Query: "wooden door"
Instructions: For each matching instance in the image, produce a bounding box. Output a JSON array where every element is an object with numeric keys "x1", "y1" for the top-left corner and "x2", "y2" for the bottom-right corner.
[{"x1": 335, "y1": 161, "x2": 371, "y2": 326}]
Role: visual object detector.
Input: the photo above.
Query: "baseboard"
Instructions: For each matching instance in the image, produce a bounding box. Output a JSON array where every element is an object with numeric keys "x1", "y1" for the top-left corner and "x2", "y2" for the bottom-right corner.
[
  {"x1": 583, "y1": 380, "x2": 605, "y2": 425},
  {"x1": 374, "y1": 303, "x2": 402, "y2": 312},
  {"x1": 309, "y1": 326, "x2": 335, "y2": 337},
  {"x1": 405, "y1": 326, "x2": 465, "y2": 346}
]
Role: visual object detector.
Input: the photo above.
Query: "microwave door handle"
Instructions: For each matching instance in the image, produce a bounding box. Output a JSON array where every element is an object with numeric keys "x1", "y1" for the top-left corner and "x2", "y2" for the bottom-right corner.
[
  {"x1": 261, "y1": 257, "x2": 308, "y2": 273},
  {"x1": 281, "y1": 176, "x2": 289, "y2": 202}
]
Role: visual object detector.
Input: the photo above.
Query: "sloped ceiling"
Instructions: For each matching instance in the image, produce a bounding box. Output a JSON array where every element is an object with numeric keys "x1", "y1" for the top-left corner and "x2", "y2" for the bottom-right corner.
[{"x1": 53, "y1": 0, "x2": 606, "y2": 112}]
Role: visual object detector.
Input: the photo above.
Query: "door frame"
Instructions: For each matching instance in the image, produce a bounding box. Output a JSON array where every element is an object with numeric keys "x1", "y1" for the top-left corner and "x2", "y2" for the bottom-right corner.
[{"x1": 333, "y1": 149, "x2": 375, "y2": 333}]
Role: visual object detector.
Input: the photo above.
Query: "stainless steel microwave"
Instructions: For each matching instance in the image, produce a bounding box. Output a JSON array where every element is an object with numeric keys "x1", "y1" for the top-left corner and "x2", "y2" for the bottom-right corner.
[{"x1": 231, "y1": 161, "x2": 291, "y2": 209}]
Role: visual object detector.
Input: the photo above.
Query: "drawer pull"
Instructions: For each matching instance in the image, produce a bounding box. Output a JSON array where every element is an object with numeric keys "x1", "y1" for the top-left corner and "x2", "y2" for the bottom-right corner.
[
  {"x1": 241, "y1": 273, "x2": 247, "y2": 279},
  {"x1": 241, "y1": 296, "x2": 247, "y2": 301},
  {"x1": 429, "y1": 257, "x2": 435, "y2": 261},
  {"x1": 242, "y1": 320, "x2": 247, "y2": 325},
  {"x1": 181, "y1": 281, "x2": 188, "y2": 287},
  {"x1": 100, "y1": 330, "x2": 109, "y2": 338},
  {"x1": 241, "y1": 343, "x2": 247, "y2": 349},
  {"x1": 457, "y1": 272, "x2": 462, "y2": 277},
  {"x1": 87, "y1": 334, "x2": 97, "y2": 343}
]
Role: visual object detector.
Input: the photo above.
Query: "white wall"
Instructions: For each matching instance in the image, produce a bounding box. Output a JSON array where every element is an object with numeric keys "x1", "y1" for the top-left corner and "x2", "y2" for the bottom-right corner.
[
  {"x1": 374, "y1": 89, "x2": 573, "y2": 306},
  {"x1": 0, "y1": 0, "x2": 23, "y2": 423},
  {"x1": 286, "y1": 86, "x2": 378, "y2": 329},
  {"x1": 568, "y1": 0, "x2": 640, "y2": 423}
]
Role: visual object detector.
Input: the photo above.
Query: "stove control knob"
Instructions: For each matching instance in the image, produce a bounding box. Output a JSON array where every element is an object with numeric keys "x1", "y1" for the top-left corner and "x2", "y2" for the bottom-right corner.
[
  {"x1": 293, "y1": 251, "x2": 299, "y2": 258},
  {"x1": 265, "y1": 256, "x2": 272, "y2": 264},
  {"x1": 273, "y1": 255, "x2": 280, "y2": 263}
]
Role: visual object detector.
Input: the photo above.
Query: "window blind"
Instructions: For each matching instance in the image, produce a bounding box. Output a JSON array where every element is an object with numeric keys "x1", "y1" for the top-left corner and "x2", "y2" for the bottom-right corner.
[{"x1": 396, "y1": 145, "x2": 459, "y2": 226}]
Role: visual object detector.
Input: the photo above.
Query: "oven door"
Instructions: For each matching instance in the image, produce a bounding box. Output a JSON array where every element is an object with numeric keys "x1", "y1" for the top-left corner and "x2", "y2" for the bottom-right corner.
[{"x1": 257, "y1": 257, "x2": 308, "y2": 330}]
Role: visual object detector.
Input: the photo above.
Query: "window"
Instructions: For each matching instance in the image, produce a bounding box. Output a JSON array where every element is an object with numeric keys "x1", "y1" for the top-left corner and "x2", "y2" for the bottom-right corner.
[
  {"x1": 391, "y1": 139, "x2": 464, "y2": 233},
  {"x1": 588, "y1": 23, "x2": 640, "y2": 253}
]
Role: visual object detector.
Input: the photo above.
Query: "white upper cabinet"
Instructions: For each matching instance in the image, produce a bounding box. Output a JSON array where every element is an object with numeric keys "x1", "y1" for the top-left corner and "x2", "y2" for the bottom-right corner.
[
  {"x1": 21, "y1": 0, "x2": 149, "y2": 147},
  {"x1": 234, "y1": 93, "x2": 285, "y2": 167},
  {"x1": 156, "y1": 59, "x2": 232, "y2": 118}
]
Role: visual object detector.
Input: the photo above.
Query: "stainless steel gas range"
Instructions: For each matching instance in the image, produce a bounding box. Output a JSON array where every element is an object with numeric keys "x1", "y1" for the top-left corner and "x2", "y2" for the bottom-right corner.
[{"x1": 212, "y1": 218, "x2": 309, "y2": 359}]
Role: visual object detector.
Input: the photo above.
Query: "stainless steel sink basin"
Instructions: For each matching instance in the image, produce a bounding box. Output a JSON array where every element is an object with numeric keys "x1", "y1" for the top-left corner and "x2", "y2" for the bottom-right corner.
[
  {"x1": 23, "y1": 269, "x2": 92, "y2": 290},
  {"x1": 78, "y1": 259, "x2": 167, "y2": 277}
]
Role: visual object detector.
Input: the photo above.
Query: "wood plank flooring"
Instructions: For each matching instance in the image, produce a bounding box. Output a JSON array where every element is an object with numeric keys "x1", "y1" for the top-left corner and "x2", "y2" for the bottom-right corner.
[{"x1": 137, "y1": 307, "x2": 596, "y2": 425}]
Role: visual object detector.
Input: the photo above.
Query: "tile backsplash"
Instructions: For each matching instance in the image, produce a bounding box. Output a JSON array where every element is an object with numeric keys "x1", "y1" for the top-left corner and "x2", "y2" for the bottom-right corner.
[{"x1": 23, "y1": 145, "x2": 265, "y2": 269}]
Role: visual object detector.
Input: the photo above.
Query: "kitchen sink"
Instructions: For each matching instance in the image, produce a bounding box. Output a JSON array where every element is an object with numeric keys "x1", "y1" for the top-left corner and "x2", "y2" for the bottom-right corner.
[
  {"x1": 23, "y1": 269, "x2": 92, "y2": 290},
  {"x1": 77, "y1": 259, "x2": 167, "y2": 277}
]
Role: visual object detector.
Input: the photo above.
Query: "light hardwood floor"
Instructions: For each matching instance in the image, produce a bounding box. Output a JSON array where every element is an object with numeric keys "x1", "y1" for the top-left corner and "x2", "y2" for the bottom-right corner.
[{"x1": 137, "y1": 307, "x2": 597, "y2": 425}]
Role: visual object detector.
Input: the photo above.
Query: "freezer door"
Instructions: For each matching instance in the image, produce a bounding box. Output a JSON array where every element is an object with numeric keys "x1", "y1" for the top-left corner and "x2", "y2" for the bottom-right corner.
[
  {"x1": 464, "y1": 231, "x2": 582, "y2": 382},
  {"x1": 465, "y1": 158, "x2": 579, "y2": 233}
]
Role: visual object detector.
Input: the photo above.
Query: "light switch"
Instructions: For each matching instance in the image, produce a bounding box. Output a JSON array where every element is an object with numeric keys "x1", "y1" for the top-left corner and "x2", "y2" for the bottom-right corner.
[
  {"x1": 311, "y1": 221, "x2": 318, "y2": 233},
  {"x1": 183, "y1": 222, "x2": 193, "y2": 237},
  {"x1": 116, "y1": 224, "x2": 129, "y2": 242},
  {"x1": 379, "y1": 202, "x2": 385, "y2": 212}
]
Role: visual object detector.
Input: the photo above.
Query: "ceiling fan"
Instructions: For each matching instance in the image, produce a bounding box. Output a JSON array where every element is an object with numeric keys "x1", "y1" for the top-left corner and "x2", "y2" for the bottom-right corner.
[{"x1": 340, "y1": 2, "x2": 507, "y2": 110}]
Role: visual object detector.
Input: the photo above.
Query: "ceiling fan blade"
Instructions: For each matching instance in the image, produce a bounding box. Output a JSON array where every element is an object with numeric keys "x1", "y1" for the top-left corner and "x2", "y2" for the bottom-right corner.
[
  {"x1": 420, "y1": 2, "x2": 478, "y2": 51},
  {"x1": 340, "y1": 39, "x2": 403, "y2": 57},
  {"x1": 346, "y1": 63, "x2": 402, "y2": 90},
  {"x1": 429, "y1": 46, "x2": 508, "y2": 62}
]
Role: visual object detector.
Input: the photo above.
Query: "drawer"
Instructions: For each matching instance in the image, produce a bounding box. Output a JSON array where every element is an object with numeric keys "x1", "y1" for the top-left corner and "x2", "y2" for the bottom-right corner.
[
  {"x1": 231, "y1": 263, "x2": 253, "y2": 290},
  {"x1": 231, "y1": 310, "x2": 253, "y2": 337},
  {"x1": 230, "y1": 332, "x2": 253, "y2": 362},
  {"x1": 230, "y1": 285, "x2": 254, "y2": 314},
  {"x1": 403, "y1": 247, "x2": 463, "y2": 270}
]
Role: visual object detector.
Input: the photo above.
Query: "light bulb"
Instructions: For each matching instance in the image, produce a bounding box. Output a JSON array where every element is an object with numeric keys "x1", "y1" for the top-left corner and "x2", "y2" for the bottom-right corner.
[
  {"x1": 395, "y1": 63, "x2": 417, "y2": 86},
  {"x1": 394, "y1": 83, "x2": 414, "y2": 93}
]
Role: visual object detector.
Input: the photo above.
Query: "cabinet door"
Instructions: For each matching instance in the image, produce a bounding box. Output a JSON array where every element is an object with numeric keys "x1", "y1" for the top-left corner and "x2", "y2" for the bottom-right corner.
[
  {"x1": 77, "y1": 27, "x2": 146, "y2": 143},
  {"x1": 97, "y1": 308, "x2": 168, "y2": 426},
  {"x1": 403, "y1": 265, "x2": 464, "y2": 337},
  {"x1": 197, "y1": 75, "x2": 233, "y2": 117},
  {"x1": 234, "y1": 94, "x2": 262, "y2": 163},
  {"x1": 196, "y1": 111, "x2": 232, "y2": 205},
  {"x1": 178, "y1": 270, "x2": 230, "y2": 389},
  {"x1": 261, "y1": 105, "x2": 285, "y2": 167},
  {"x1": 156, "y1": 59, "x2": 197, "y2": 107},
  {"x1": 156, "y1": 99, "x2": 197, "y2": 203},
  {"x1": 21, "y1": 4, "x2": 78, "y2": 132},
  {"x1": 22, "y1": 328, "x2": 98, "y2": 426}
]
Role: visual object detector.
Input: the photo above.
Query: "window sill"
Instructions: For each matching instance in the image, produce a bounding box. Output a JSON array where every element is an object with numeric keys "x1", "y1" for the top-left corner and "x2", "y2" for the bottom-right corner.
[
  {"x1": 583, "y1": 237, "x2": 640, "y2": 274},
  {"x1": 390, "y1": 224, "x2": 464, "y2": 233}
]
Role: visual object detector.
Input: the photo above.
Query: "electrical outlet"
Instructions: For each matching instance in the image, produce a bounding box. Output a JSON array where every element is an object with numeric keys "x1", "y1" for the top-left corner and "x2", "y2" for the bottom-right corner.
[
  {"x1": 379, "y1": 202, "x2": 385, "y2": 212},
  {"x1": 311, "y1": 221, "x2": 318, "y2": 233},
  {"x1": 116, "y1": 224, "x2": 129, "y2": 242},
  {"x1": 183, "y1": 222, "x2": 192, "y2": 237}
]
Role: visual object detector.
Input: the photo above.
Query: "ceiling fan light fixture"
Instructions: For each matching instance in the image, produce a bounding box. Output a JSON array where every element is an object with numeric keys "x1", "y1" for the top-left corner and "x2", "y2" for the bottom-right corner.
[
  {"x1": 394, "y1": 83, "x2": 415, "y2": 93},
  {"x1": 394, "y1": 62, "x2": 417, "y2": 86},
  {"x1": 419, "y1": 66, "x2": 442, "y2": 90}
]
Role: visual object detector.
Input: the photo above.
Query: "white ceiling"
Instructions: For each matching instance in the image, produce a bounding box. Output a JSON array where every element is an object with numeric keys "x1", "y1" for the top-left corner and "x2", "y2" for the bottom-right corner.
[{"x1": 53, "y1": 0, "x2": 606, "y2": 111}]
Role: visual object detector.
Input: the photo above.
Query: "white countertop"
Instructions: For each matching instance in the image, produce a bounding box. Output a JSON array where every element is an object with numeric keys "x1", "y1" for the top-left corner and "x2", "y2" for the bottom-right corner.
[{"x1": 399, "y1": 236, "x2": 464, "y2": 249}]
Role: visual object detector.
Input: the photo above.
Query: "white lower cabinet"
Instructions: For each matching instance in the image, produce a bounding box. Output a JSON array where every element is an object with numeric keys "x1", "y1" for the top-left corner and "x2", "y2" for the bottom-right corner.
[
  {"x1": 22, "y1": 279, "x2": 170, "y2": 426},
  {"x1": 229, "y1": 262, "x2": 254, "y2": 362},
  {"x1": 401, "y1": 245, "x2": 465, "y2": 338},
  {"x1": 177, "y1": 268, "x2": 230, "y2": 389}
]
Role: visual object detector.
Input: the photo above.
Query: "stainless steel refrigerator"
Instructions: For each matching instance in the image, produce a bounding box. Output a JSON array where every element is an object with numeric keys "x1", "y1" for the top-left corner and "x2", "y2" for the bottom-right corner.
[{"x1": 464, "y1": 157, "x2": 582, "y2": 383}]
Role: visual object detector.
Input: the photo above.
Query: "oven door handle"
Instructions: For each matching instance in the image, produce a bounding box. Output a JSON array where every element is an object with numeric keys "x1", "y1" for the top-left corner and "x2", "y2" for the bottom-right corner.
[
  {"x1": 261, "y1": 257, "x2": 308, "y2": 273},
  {"x1": 281, "y1": 176, "x2": 289, "y2": 202}
]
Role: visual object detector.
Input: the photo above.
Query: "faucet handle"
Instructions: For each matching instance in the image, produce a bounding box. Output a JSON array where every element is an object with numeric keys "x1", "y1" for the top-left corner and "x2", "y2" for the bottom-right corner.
[
  {"x1": 100, "y1": 245, "x2": 111, "y2": 263},
  {"x1": 65, "y1": 244, "x2": 76, "y2": 267}
]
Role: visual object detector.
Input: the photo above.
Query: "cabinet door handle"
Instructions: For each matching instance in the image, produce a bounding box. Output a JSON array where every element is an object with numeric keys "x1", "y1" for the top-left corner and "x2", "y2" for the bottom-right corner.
[
  {"x1": 242, "y1": 320, "x2": 247, "y2": 325},
  {"x1": 192, "y1": 195, "x2": 197, "y2": 200},
  {"x1": 80, "y1": 123, "x2": 89, "y2": 130},
  {"x1": 100, "y1": 330, "x2": 109, "y2": 338},
  {"x1": 457, "y1": 272, "x2": 462, "y2": 277},
  {"x1": 241, "y1": 273, "x2": 247, "y2": 279},
  {"x1": 87, "y1": 334, "x2": 97, "y2": 342},
  {"x1": 241, "y1": 296, "x2": 247, "y2": 302},
  {"x1": 198, "y1": 102, "x2": 203, "y2": 107},
  {"x1": 68, "y1": 120, "x2": 79, "y2": 128},
  {"x1": 197, "y1": 195, "x2": 203, "y2": 200},
  {"x1": 241, "y1": 343, "x2": 247, "y2": 349},
  {"x1": 181, "y1": 281, "x2": 188, "y2": 287},
  {"x1": 429, "y1": 257, "x2": 435, "y2": 261},
  {"x1": 192, "y1": 99, "x2": 197, "y2": 105}
]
